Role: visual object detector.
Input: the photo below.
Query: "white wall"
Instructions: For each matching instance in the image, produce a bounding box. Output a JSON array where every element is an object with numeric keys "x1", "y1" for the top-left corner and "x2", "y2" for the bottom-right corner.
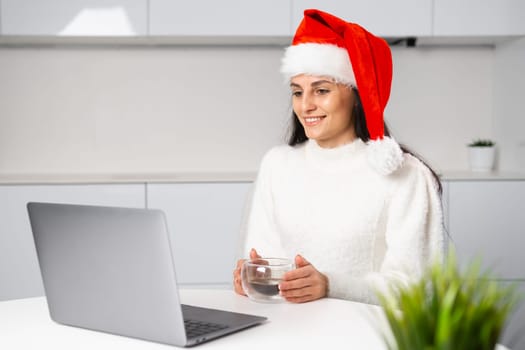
[
  {"x1": 494, "y1": 37, "x2": 525, "y2": 172},
  {"x1": 389, "y1": 46, "x2": 493, "y2": 171},
  {"x1": 0, "y1": 44, "x2": 510, "y2": 175},
  {"x1": 0, "y1": 46, "x2": 290, "y2": 174}
]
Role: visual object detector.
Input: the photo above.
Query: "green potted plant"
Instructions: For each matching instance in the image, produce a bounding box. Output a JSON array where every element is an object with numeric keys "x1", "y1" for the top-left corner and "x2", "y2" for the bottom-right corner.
[
  {"x1": 376, "y1": 253, "x2": 521, "y2": 350},
  {"x1": 468, "y1": 138, "x2": 496, "y2": 172}
]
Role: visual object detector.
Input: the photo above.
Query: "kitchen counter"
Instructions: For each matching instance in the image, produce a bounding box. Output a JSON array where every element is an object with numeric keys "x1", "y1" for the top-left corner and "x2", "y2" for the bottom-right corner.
[
  {"x1": 439, "y1": 171, "x2": 525, "y2": 181},
  {"x1": 0, "y1": 172, "x2": 257, "y2": 185},
  {"x1": 1, "y1": 170, "x2": 525, "y2": 185}
]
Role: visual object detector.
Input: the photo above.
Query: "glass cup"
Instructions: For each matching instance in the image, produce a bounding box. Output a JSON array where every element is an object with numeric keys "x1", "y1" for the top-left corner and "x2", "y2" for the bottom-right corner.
[{"x1": 241, "y1": 257, "x2": 294, "y2": 303}]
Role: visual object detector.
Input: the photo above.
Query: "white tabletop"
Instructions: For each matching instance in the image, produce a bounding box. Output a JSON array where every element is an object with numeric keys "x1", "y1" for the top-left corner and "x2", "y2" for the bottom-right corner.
[
  {"x1": 0, "y1": 289, "x2": 510, "y2": 349},
  {"x1": 0, "y1": 288, "x2": 387, "y2": 349}
]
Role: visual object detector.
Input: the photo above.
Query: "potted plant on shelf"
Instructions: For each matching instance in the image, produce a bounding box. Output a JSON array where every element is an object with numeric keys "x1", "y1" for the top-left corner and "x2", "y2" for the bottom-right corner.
[
  {"x1": 468, "y1": 138, "x2": 496, "y2": 172},
  {"x1": 376, "y1": 253, "x2": 521, "y2": 350}
]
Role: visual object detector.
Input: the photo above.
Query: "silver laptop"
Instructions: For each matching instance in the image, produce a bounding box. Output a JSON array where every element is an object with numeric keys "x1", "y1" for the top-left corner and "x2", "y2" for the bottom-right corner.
[{"x1": 27, "y1": 202, "x2": 266, "y2": 347}]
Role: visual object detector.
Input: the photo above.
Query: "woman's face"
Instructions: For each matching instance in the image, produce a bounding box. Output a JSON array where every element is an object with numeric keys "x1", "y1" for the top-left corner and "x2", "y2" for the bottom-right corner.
[{"x1": 291, "y1": 74, "x2": 356, "y2": 148}]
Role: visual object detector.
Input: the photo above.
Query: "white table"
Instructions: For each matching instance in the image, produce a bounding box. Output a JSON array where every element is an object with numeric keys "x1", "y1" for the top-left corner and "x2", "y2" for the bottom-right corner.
[
  {"x1": 0, "y1": 289, "x2": 510, "y2": 349},
  {"x1": 0, "y1": 288, "x2": 387, "y2": 349}
]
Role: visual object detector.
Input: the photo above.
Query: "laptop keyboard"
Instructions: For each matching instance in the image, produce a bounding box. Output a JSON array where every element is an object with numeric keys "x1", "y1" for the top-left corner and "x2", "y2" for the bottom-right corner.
[{"x1": 184, "y1": 319, "x2": 229, "y2": 338}]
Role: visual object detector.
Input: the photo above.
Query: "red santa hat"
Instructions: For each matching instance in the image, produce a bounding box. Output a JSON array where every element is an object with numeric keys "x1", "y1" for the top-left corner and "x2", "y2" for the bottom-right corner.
[{"x1": 281, "y1": 9, "x2": 404, "y2": 175}]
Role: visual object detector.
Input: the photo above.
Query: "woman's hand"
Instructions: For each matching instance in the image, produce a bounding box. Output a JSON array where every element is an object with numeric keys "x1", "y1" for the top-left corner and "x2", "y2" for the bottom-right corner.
[
  {"x1": 279, "y1": 254, "x2": 329, "y2": 303},
  {"x1": 233, "y1": 248, "x2": 260, "y2": 296}
]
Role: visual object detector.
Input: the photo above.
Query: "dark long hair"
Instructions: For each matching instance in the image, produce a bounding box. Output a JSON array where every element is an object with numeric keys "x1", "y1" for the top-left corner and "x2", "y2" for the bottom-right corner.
[{"x1": 287, "y1": 88, "x2": 442, "y2": 195}]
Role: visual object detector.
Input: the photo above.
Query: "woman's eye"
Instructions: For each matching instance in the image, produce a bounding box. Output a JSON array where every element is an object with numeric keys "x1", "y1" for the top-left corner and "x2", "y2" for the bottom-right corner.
[
  {"x1": 292, "y1": 91, "x2": 302, "y2": 97},
  {"x1": 316, "y1": 88, "x2": 330, "y2": 95}
]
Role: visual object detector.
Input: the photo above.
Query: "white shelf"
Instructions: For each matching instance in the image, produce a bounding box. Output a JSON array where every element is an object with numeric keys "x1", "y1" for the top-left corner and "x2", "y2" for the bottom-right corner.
[
  {"x1": 440, "y1": 171, "x2": 525, "y2": 181},
  {"x1": 0, "y1": 172, "x2": 257, "y2": 185},
  {"x1": 2, "y1": 171, "x2": 525, "y2": 185}
]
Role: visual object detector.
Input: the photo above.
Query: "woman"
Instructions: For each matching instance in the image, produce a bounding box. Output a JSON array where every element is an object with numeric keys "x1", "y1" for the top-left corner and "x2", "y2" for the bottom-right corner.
[{"x1": 233, "y1": 9, "x2": 445, "y2": 304}]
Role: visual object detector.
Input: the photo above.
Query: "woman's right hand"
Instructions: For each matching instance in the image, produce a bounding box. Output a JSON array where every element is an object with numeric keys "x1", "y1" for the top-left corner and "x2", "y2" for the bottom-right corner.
[{"x1": 233, "y1": 248, "x2": 261, "y2": 296}]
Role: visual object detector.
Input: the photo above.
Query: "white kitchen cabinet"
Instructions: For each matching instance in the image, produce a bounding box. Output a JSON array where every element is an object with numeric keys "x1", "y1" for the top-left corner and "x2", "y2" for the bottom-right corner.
[
  {"x1": 0, "y1": 0, "x2": 148, "y2": 36},
  {"x1": 146, "y1": 182, "x2": 252, "y2": 286},
  {"x1": 500, "y1": 281, "x2": 525, "y2": 350},
  {"x1": 448, "y1": 180, "x2": 525, "y2": 279},
  {"x1": 434, "y1": 0, "x2": 525, "y2": 36},
  {"x1": 149, "y1": 0, "x2": 291, "y2": 37},
  {"x1": 291, "y1": 0, "x2": 433, "y2": 37},
  {"x1": 0, "y1": 184, "x2": 145, "y2": 301}
]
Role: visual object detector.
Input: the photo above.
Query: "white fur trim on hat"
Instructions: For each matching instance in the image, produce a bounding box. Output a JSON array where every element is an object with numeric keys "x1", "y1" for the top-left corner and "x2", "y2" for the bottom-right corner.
[
  {"x1": 280, "y1": 43, "x2": 356, "y2": 86},
  {"x1": 366, "y1": 137, "x2": 404, "y2": 175}
]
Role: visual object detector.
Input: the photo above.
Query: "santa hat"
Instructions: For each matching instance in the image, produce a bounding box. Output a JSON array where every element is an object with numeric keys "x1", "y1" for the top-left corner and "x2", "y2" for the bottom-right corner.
[{"x1": 281, "y1": 9, "x2": 403, "y2": 175}]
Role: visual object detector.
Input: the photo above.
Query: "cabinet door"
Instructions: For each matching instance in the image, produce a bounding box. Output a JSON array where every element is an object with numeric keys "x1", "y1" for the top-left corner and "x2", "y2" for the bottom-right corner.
[
  {"x1": 500, "y1": 281, "x2": 525, "y2": 350},
  {"x1": 149, "y1": 0, "x2": 291, "y2": 36},
  {"x1": 147, "y1": 182, "x2": 252, "y2": 286},
  {"x1": 448, "y1": 181, "x2": 525, "y2": 279},
  {"x1": 1, "y1": 0, "x2": 148, "y2": 36},
  {"x1": 291, "y1": 0, "x2": 433, "y2": 37},
  {"x1": 434, "y1": 0, "x2": 525, "y2": 36},
  {"x1": 0, "y1": 184, "x2": 145, "y2": 301}
]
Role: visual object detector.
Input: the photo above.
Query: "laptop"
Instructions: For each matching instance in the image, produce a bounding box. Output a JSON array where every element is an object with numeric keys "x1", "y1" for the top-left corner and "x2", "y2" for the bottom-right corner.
[{"x1": 27, "y1": 202, "x2": 266, "y2": 347}]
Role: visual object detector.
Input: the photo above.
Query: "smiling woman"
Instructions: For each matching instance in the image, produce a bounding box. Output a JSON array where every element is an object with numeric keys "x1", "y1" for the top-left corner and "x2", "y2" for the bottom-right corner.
[{"x1": 233, "y1": 9, "x2": 446, "y2": 305}]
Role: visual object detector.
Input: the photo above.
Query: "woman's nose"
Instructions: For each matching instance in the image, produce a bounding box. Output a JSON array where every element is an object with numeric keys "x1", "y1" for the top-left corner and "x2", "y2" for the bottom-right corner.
[{"x1": 301, "y1": 94, "x2": 316, "y2": 112}]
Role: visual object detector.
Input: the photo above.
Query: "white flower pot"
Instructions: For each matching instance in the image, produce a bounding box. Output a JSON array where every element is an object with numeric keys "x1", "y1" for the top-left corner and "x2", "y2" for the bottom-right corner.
[{"x1": 468, "y1": 146, "x2": 496, "y2": 172}]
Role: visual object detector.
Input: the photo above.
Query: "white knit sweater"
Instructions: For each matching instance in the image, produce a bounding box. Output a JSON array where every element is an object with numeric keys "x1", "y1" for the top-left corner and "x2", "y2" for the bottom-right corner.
[{"x1": 240, "y1": 139, "x2": 445, "y2": 304}]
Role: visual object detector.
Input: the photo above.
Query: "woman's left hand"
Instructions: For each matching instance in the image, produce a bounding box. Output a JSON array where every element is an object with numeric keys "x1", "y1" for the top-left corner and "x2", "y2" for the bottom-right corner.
[{"x1": 278, "y1": 254, "x2": 328, "y2": 303}]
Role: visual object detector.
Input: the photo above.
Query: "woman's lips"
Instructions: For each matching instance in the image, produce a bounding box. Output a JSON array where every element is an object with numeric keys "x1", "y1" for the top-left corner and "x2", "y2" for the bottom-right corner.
[{"x1": 303, "y1": 116, "x2": 325, "y2": 126}]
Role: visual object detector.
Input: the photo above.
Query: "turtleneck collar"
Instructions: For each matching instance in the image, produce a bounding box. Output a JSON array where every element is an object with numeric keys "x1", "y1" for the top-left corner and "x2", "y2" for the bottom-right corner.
[
  {"x1": 306, "y1": 138, "x2": 364, "y2": 157},
  {"x1": 303, "y1": 138, "x2": 367, "y2": 170}
]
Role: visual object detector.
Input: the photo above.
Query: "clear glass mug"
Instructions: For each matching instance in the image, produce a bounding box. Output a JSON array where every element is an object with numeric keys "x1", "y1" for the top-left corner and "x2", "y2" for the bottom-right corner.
[{"x1": 241, "y1": 258, "x2": 295, "y2": 303}]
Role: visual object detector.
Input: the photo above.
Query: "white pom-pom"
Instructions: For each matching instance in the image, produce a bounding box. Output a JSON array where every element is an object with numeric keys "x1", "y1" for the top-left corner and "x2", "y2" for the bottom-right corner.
[{"x1": 366, "y1": 137, "x2": 404, "y2": 175}]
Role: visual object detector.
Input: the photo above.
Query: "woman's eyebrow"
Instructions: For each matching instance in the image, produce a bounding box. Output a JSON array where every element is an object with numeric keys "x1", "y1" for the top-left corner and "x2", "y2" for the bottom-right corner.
[
  {"x1": 290, "y1": 80, "x2": 334, "y2": 89},
  {"x1": 311, "y1": 80, "x2": 334, "y2": 87}
]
